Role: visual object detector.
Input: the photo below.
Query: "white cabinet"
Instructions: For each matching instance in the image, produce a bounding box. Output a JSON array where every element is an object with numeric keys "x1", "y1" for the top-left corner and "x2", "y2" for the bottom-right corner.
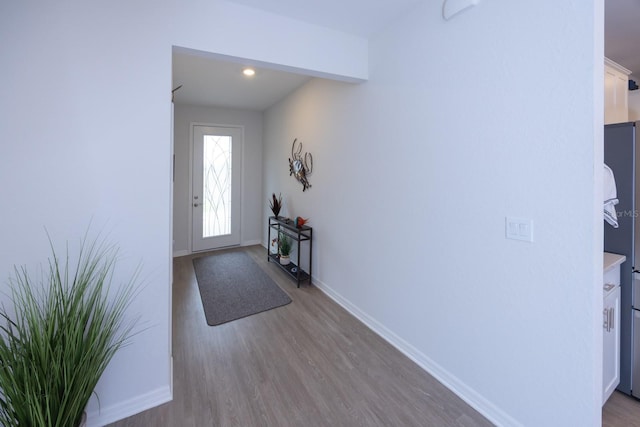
[
  {"x1": 605, "y1": 58, "x2": 631, "y2": 124},
  {"x1": 603, "y1": 282, "x2": 621, "y2": 404},
  {"x1": 602, "y1": 252, "x2": 624, "y2": 405}
]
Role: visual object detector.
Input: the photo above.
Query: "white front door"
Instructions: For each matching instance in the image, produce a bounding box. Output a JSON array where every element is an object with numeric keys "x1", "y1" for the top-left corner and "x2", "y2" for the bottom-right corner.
[{"x1": 191, "y1": 125, "x2": 242, "y2": 252}]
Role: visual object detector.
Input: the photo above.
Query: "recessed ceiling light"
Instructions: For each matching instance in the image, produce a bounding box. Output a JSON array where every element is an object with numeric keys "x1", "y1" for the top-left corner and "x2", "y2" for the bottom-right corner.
[{"x1": 243, "y1": 68, "x2": 256, "y2": 77}]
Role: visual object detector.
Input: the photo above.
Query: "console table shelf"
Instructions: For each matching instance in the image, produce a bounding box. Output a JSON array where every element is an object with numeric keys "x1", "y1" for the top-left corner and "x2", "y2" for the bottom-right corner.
[{"x1": 267, "y1": 216, "x2": 312, "y2": 287}]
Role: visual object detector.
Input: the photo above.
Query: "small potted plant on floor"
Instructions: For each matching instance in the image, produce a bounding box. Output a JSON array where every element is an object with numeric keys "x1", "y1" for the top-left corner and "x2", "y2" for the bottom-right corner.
[{"x1": 279, "y1": 232, "x2": 292, "y2": 265}]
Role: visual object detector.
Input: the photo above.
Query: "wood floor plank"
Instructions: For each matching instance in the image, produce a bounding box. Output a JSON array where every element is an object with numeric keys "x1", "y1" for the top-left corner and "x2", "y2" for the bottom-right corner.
[
  {"x1": 603, "y1": 391, "x2": 640, "y2": 427},
  {"x1": 108, "y1": 246, "x2": 493, "y2": 427}
]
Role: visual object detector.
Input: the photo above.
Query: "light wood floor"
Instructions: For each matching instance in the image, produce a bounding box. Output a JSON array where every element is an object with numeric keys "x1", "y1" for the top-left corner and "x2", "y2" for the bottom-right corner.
[
  {"x1": 603, "y1": 391, "x2": 640, "y2": 426},
  {"x1": 109, "y1": 245, "x2": 493, "y2": 426}
]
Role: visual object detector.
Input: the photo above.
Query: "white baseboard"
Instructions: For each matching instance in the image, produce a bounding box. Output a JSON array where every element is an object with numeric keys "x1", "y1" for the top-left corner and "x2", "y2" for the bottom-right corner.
[
  {"x1": 86, "y1": 385, "x2": 172, "y2": 427},
  {"x1": 312, "y1": 277, "x2": 520, "y2": 427},
  {"x1": 242, "y1": 239, "x2": 261, "y2": 246},
  {"x1": 172, "y1": 249, "x2": 190, "y2": 258}
]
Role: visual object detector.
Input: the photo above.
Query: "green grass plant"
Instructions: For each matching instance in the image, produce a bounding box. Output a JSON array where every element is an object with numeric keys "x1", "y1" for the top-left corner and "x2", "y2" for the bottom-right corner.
[
  {"x1": 0, "y1": 232, "x2": 140, "y2": 427},
  {"x1": 278, "y1": 232, "x2": 292, "y2": 256}
]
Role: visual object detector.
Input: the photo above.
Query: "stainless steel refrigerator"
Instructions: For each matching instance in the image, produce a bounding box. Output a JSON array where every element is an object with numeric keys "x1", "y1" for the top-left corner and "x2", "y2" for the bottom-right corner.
[{"x1": 604, "y1": 121, "x2": 640, "y2": 396}]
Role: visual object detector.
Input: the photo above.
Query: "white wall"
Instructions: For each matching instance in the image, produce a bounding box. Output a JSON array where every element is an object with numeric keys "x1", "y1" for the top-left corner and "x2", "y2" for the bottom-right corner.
[
  {"x1": 0, "y1": 1, "x2": 367, "y2": 425},
  {"x1": 0, "y1": 3, "x2": 175, "y2": 425},
  {"x1": 171, "y1": 0, "x2": 368, "y2": 82},
  {"x1": 263, "y1": 2, "x2": 603, "y2": 426},
  {"x1": 173, "y1": 105, "x2": 263, "y2": 255}
]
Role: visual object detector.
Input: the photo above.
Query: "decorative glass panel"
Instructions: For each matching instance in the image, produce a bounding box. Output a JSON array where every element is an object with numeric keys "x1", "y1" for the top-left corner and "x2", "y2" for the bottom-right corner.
[{"x1": 202, "y1": 135, "x2": 232, "y2": 238}]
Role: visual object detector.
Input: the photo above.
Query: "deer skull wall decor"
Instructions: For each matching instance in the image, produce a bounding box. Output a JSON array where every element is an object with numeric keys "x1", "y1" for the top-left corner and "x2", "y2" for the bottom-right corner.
[{"x1": 288, "y1": 138, "x2": 313, "y2": 191}]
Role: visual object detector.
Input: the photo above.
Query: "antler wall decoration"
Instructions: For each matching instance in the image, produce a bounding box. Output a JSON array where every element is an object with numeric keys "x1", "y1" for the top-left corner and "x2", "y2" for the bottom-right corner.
[{"x1": 288, "y1": 138, "x2": 313, "y2": 191}]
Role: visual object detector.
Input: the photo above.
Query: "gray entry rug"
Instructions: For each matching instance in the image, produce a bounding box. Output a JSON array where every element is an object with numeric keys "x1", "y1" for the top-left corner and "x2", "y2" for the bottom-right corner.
[{"x1": 192, "y1": 251, "x2": 292, "y2": 326}]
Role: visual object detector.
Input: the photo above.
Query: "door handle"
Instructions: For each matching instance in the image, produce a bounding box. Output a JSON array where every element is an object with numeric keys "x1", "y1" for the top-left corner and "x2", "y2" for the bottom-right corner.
[
  {"x1": 611, "y1": 307, "x2": 614, "y2": 331},
  {"x1": 603, "y1": 307, "x2": 614, "y2": 332}
]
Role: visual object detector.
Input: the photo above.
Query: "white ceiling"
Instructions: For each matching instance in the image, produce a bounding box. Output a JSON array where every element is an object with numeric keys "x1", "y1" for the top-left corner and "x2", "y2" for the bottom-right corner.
[
  {"x1": 172, "y1": 0, "x2": 640, "y2": 110},
  {"x1": 172, "y1": 49, "x2": 312, "y2": 111}
]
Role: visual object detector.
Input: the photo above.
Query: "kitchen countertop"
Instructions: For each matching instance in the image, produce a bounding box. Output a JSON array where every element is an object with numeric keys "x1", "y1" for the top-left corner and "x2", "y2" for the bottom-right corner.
[{"x1": 604, "y1": 252, "x2": 626, "y2": 272}]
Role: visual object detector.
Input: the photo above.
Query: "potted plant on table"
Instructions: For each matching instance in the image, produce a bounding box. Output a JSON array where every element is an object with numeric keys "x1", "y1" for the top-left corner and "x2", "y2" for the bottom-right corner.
[
  {"x1": 278, "y1": 232, "x2": 292, "y2": 265},
  {"x1": 0, "y1": 232, "x2": 141, "y2": 427},
  {"x1": 269, "y1": 193, "x2": 282, "y2": 218}
]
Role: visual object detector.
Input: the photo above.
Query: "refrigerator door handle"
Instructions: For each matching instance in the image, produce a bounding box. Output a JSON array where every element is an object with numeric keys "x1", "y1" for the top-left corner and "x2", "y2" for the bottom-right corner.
[{"x1": 609, "y1": 306, "x2": 616, "y2": 330}]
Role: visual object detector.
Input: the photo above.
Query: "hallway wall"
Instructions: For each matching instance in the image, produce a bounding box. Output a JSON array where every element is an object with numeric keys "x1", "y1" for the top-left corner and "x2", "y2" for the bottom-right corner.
[{"x1": 262, "y1": 1, "x2": 604, "y2": 425}]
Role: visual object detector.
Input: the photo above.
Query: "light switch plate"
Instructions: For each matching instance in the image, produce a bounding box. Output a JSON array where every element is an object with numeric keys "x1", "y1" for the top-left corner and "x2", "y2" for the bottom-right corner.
[{"x1": 506, "y1": 217, "x2": 534, "y2": 242}]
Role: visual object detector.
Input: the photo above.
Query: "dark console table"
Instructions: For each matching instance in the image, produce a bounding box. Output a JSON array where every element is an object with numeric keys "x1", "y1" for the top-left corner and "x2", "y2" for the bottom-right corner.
[{"x1": 267, "y1": 216, "x2": 312, "y2": 287}]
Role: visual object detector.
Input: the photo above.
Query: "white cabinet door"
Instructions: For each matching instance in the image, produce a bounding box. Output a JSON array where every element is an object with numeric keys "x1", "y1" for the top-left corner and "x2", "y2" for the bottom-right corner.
[
  {"x1": 603, "y1": 284, "x2": 621, "y2": 405},
  {"x1": 605, "y1": 58, "x2": 630, "y2": 125}
]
